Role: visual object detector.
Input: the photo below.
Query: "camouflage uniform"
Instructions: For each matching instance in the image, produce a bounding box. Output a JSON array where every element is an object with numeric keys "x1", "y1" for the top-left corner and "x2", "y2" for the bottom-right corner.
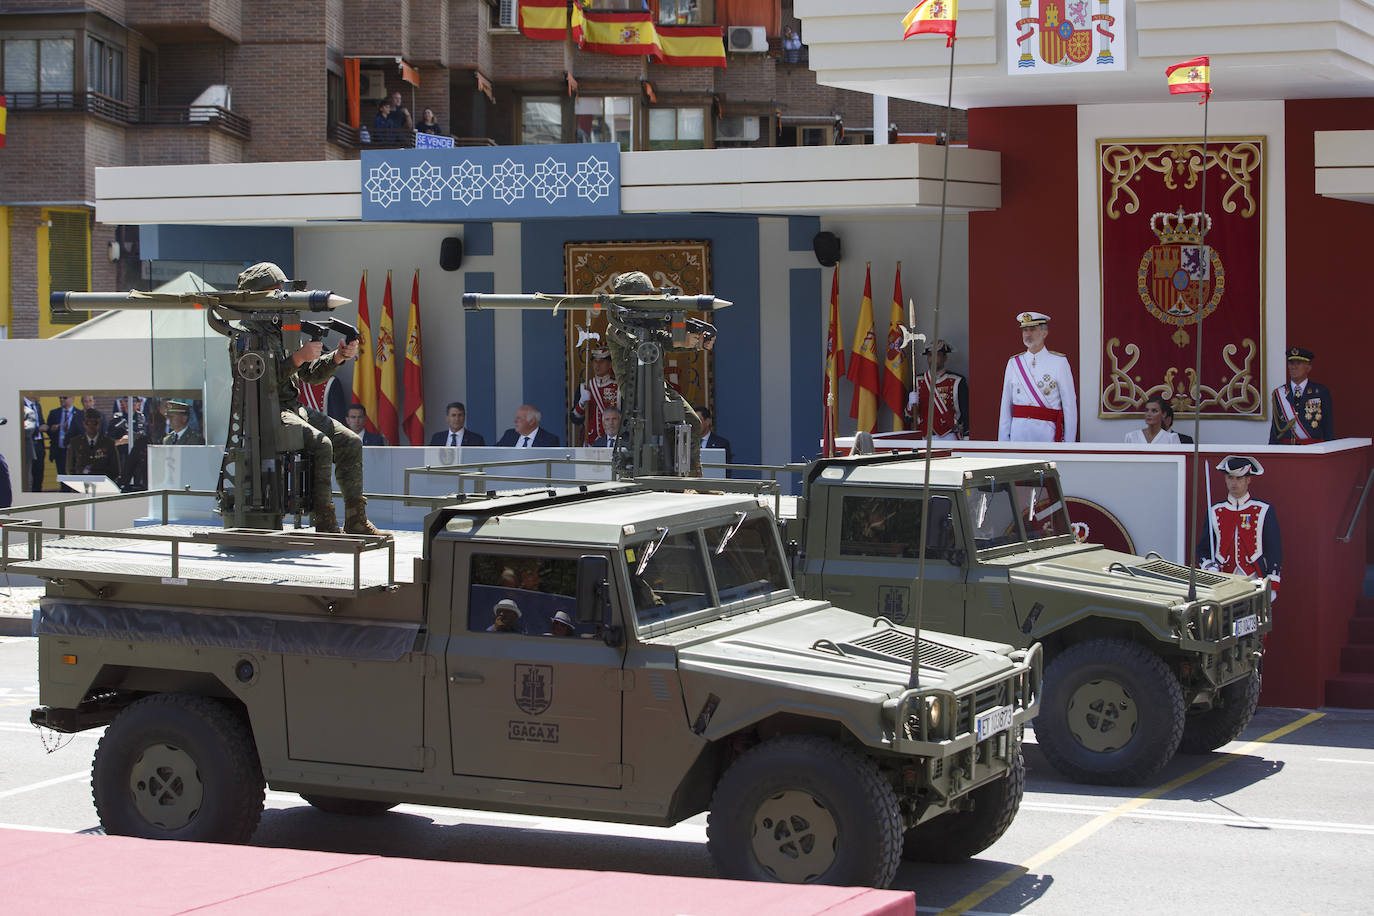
[
  {"x1": 608, "y1": 272, "x2": 703, "y2": 475},
  {"x1": 273, "y1": 332, "x2": 363, "y2": 512}
]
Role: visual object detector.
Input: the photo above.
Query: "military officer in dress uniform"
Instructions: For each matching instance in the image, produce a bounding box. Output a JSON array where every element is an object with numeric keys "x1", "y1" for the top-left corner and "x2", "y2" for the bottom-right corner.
[
  {"x1": 161, "y1": 401, "x2": 205, "y2": 445},
  {"x1": 1269, "y1": 346, "x2": 1333, "y2": 445},
  {"x1": 905, "y1": 339, "x2": 968, "y2": 440},
  {"x1": 570, "y1": 347, "x2": 619, "y2": 447},
  {"x1": 1196, "y1": 455, "x2": 1282, "y2": 600},
  {"x1": 998, "y1": 311, "x2": 1078, "y2": 442},
  {"x1": 67, "y1": 408, "x2": 120, "y2": 479}
]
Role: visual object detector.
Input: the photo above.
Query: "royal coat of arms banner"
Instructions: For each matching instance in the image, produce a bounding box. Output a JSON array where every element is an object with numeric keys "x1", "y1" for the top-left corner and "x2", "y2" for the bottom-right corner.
[
  {"x1": 1006, "y1": 0, "x2": 1124, "y2": 75},
  {"x1": 1098, "y1": 138, "x2": 1266, "y2": 421},
  {"x1": 563, "y1": 241, "x2": 713, "y2": 446}
]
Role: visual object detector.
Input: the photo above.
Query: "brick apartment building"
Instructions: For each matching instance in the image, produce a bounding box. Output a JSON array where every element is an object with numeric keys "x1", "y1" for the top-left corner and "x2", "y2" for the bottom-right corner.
[{"x1": 0, "y1": 0, "x2": 965, "y2": 340}]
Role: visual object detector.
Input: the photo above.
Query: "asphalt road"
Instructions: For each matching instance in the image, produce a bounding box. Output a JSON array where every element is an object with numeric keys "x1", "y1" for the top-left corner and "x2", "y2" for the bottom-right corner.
[{"x1": 3, "y1": 632, "x2": 1372, "y2": 914}]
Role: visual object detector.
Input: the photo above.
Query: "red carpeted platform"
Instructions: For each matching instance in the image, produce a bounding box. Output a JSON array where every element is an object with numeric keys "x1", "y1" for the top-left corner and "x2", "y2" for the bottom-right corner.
[{"x1": 0, "y1": 828, "x2": 914, "y2": 915}]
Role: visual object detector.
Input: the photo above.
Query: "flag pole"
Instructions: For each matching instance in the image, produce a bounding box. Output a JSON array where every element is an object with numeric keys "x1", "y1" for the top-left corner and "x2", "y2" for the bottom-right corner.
[
  {"x1": 1186, "y1": 93, "x2": 1210, "y2": 602},
  {"x1": 909, "y1": 34, "x2": 956, "y2": 691}
]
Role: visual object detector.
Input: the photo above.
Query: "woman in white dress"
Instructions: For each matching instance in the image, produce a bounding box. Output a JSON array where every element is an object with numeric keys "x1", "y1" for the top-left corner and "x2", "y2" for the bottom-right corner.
[{"x1": 1125, "y1": 396, "x2": 1181, "y2": 445}]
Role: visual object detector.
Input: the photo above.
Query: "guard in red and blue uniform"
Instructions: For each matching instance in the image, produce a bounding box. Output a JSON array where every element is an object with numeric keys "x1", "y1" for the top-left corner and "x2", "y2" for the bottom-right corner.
[{"x1": 1196, "y1": 455, "x2": 1282, "y2": 599}]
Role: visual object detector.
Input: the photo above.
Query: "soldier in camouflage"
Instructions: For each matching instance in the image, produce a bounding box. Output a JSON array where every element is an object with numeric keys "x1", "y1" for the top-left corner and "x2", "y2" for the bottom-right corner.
[
  {"x1": 237, "y1": 262, "x2": 380, "y2": 535},
  {"x1": 607, "y1": 271, "x2": 707, "y2": 476}
]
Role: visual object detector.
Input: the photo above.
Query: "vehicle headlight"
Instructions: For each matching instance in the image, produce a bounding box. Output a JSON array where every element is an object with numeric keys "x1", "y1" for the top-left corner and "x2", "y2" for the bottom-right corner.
[
  {"x1": 1201, "y1": 603, "x2": 1219, "y2": 637},
  {"x1": 924, "y1": 695, "x2": 944, "y2": 736}
]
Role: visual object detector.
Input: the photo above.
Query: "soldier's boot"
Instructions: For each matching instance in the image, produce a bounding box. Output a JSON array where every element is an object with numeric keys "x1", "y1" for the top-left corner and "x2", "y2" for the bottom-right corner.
[
  {"x1": 312, "y1": 503, "x2": 340, "y2": 534},
  {"x1": 344, "y1": 497, "x2": 383, "y2": 536}
]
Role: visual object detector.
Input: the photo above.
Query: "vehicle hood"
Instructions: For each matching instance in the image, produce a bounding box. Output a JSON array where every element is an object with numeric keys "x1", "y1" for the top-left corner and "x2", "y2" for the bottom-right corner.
[
  {"x1": 1001, "y1": 545, "x2": 1263, "y2": 607},
  {"x1": 667, "y1": 599, "x2": 1019, "y2": 699}
]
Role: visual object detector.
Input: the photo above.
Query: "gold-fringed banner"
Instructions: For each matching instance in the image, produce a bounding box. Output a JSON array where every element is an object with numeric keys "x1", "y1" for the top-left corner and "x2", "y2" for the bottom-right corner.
[{"x1": 1098, "y1": 137, "x2": 1266, "y2": 421}]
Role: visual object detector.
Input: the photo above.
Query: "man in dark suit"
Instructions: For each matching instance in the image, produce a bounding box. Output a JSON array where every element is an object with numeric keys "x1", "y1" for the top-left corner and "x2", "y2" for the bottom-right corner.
[
  {"x1": 699, "y1": 406, "x2": 733, "y2": 465},
  {"x1": 429, "y1": 401, "x2": 485, "y2": 446},
  {"x1": 495, "y1": 405, "x2": 558, "y2": 448},
  {"x1": 590, "y1": 408, "x2": 622, "y2": 447},
  {"x1": 1269, "y1": 346, "x2": 1333, "y2": 444},
  {"x1": 1161, "y1": 402, "x2": 1193, "y2": 444},
  {"x1": 46, "y1": 395, "x2": 77, "y2": 480},
  {"x1": 346, "y1": 403, "x2": 388, "y2": 446},
  {"x1": 23, "y1": 396, "x2": 46, "y2": 492}
]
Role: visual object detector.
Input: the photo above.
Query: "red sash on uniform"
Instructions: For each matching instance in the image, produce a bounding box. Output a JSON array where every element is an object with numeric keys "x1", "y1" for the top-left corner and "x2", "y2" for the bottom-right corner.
[{"x1": 1273, "y1": 386, "x2": 1314, "y2": 444}]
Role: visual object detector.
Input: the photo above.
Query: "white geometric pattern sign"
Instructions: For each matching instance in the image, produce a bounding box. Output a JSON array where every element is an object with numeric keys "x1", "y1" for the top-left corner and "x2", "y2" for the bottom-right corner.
[{"x1": 361, "y1": 143, "x2": 620, "y2": 220}]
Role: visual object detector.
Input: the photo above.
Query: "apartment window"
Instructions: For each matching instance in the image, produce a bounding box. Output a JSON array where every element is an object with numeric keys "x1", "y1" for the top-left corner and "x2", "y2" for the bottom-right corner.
[
  {"x1": 659, "y1": 0, "x2": 713, "y2": 25},
  {"x1": 86, "y1": 35, "x2": 124, "y2": 99},
  {"x1": 1, "y1": 37, "x2": 75, "y2": 94},
  {"x1": 47, "y1": 210, "x2": 90, "y2": 326},
  {"x1": 521, "y1": 96, "x2": 563, "y2": 145},
  {"x1": 576, "y1": 96, "x2": 634, "y2": 151},
  {"x1": 648, "y1": 108, "x2": 705, "y2": 150}
]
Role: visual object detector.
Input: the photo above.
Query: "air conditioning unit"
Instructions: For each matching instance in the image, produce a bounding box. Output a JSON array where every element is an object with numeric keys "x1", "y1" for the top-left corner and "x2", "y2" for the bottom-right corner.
[
  {"x1": 499, "y1": 0, "x2": 517, "y2": 28},
  {"x1": 360, "y1": 68, "x2": 388, "y2": 101},
  {"x1": 727, "y1": 26, "x2": 768, "y2": 53},
  {"x1": 715, "y1": 116, "x2": 760, "y2": 142}
]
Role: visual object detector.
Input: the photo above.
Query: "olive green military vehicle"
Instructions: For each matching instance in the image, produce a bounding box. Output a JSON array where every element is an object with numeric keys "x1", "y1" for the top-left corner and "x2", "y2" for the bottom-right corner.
[
  {"x1": 783, "y1": 453, "x2": 1271, "y2": 786},
  {"x1": 17, "y1": 483, "x2": 1039, "y2": 888}
]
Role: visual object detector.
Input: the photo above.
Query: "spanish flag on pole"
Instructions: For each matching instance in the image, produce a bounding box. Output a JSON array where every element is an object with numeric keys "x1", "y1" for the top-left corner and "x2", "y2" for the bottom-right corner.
[
  {"x1": 879, "y1": 264, "x2": 909, "y2": 431},
  {"x1": 402, "y1": 271, "x2": 426, "y2": 447},
  {"x1": 1166, "y1": 56, "x2": 1212, "y2": 104},
  {"x1": 351, "y1": 272, "x2": 380, "y2": 437},
  {"x1": 376, "y1": 270, "x2": 400, "y2": 446},
  {"x1": 519, "y1": 0, "x2": 569, "y2": 40},
  {"x1": 902, "y1": 0, "x2": 958, "y2": 46},
  {"x1": 847, "y1": 264, "x2": 881, "y2": 433},
  {"x1": 0, "y1": 94, "x2": 7, "y2": 148},
  {"x1": 822, "y1": 267, "x2": 846, "y2": 458}
]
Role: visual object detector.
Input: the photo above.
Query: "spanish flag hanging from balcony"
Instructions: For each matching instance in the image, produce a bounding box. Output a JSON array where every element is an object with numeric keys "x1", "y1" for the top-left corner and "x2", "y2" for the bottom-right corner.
[
  {"x1": 0, "y1": 94, "x2": 7, "y2": 148},
  {"x1": 572, "y1": 5, "x2": 661, "y2": 56},
  {"x1": 1166, "y1": 56, "x2": 1212, "y2": 104},
  {"x1": 519, "y1": 0, "x2": 569, "y2": 40},
  {"x1": 655, "y1": 26, "x2": 727, "y2": 68},
  {"x1": 902, "y1": 0, "x2": 958, "y2": 46}
]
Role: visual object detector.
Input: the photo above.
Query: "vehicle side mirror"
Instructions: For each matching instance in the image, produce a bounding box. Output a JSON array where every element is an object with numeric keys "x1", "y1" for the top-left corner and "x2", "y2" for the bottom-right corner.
[{"x1": 576, "y1": 555, "x2": 610, "y2": 624}]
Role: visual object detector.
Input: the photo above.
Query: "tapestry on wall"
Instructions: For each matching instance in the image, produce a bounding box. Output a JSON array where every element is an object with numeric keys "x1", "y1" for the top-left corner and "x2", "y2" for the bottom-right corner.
[
  {"x1": 1098, "y1": 137, "x2": 1266, "y2": 421},
  {"x1": 563, "y1": 240, "x2": 713, "y2": 447}
]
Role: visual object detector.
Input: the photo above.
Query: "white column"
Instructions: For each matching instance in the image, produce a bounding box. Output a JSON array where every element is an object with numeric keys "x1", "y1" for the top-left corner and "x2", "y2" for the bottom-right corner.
[{"x1": 873, "y1": 94, "x2": 889, "y2": 145}]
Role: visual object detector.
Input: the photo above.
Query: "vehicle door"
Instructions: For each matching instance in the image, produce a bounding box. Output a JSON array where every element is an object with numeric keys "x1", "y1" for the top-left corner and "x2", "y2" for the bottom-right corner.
[
  {"x1": 963, "y1": 481, "x2": 1033, "y2": 647},
  {"x1": 445, "y1": 548, "x2": 626, "y2": 788},
  {"x1": 818, "y1": 489, "x2": 967, "y2": 634}
]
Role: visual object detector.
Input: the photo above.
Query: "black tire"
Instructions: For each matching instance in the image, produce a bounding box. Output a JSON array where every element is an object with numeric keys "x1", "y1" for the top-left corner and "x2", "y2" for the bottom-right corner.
[
  {"x1": 92, "y1": 694, "x2": 264, "y2": 843},
  {"x1": 1177, "y1": 670, "x2": 1262, "y2": 754},
  {"x1": 902, "y1": 752, "x2": 1025, "y2": 863},
  {"x1": 706, "y1": 735, "x2": 902, "y2": 888},
  {"x1": 1034, "y1": 638, "x2": 1184, "y2": 786},
  {"x1": 300, "y1": 794, "x2": 398, "y2": 816}
]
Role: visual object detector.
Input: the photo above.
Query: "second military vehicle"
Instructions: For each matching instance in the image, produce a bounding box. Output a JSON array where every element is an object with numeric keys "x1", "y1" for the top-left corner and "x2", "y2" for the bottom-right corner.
[
  {"x1": 17, "y1": 482, "x2": 1039, "y2": 888},
  {"x1": 783, "y1": 452, "x2": 1270, "y2": 786}
]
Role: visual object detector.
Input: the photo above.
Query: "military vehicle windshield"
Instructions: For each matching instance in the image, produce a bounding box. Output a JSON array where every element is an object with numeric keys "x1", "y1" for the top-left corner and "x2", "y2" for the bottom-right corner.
[
  {"x1": 625, "y1": 513, "x2": 790, "y2": 628},
  {"x1": 965, "y1": 475, "x2": 1072, "y2": 551}
]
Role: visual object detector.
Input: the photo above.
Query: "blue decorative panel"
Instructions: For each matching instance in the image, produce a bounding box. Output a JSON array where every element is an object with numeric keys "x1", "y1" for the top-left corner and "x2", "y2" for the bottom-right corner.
[{"x1": 361, "y1": 144, "x2": 621, "y2": 221}]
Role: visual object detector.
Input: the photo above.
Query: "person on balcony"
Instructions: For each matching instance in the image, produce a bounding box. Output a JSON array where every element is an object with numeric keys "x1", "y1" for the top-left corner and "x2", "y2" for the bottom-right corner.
[
  {"x1": 416, "y1": 108, "x2": 440, "y2": 134},
  {"x1": 372, "y1": 101, "x2": 394, "y2": 144},
  {"x1": 387, "y1": 91, "x2": 414, "y2": 133},
  {"x1": 1124, "y1": 396, "x2": 1180, "y2": 445}
]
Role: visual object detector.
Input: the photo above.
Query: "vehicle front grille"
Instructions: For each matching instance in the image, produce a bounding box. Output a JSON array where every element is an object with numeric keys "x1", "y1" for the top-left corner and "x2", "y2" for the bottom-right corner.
[{"x1": 957, "y1": 682, "x2": 1008, "y2": 722}]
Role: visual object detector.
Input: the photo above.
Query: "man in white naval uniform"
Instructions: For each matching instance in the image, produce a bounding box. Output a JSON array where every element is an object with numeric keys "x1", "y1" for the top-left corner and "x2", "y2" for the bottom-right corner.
[{"x1": 998, "y1": 311, "x2": 1078, "y2": 442}]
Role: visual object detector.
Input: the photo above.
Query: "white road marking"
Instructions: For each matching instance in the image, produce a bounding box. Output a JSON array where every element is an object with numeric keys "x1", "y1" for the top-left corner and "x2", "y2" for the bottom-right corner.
[
  {"x1": 0, "y1": 822, "x2": 81, "y2": 834},
  {"x1": 0, "y1": 771, "x2": 88, "y2": 800},
  {"x1": 1316, "y1": 757, "x2": 1374, "y2": 765},
  {"x1": 1022, "y1": 800, "x2": 1374, "y2": 835},
  {"x1": 0, "y1": 721, "x2": 100, "y2": 738}
]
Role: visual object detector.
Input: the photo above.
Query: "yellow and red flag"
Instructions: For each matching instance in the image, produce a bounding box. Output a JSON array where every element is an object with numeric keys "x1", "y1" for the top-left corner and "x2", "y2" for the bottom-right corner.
[
  {"x1": 879, "y1": 264, "x2": 909, "y2": 430},
  {"x1": 0, "y1": 94, "x2": 7, "y2": 148},
  {"x1": 822, "y1": 267, "x2": 846, "y2": 458},
  {"x1": 375, "y1": 270, "x2": 400, "y2": 446},
  {"x1": 573, "y1": 6, "x2": 661, "y2": 56},
  {"x1": 655, "y1": 25, "x2": 727, "y2": 68},
  {"x1": 351, "y1": 272, "x2": 379, "y2": 436},
  {"x1": 847, "y1": 264, "x2": 881, "y2": 433},
  {"x1": 902, "y1": 0, "x2": 958, "y2": 46},
  {"x1": 1166, "y1": 56, "x2": 1212, "y2": 104},
  {"x1": 519, "y1": 0, "x2": 568, "y2": 40},
  {"x1": 402, "y1": 271, "x2": 425, "y2": 447}
]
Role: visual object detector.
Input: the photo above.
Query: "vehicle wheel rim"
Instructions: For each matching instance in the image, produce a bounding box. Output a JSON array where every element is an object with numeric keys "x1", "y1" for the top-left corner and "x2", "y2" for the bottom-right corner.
[
  {"x1": 749, "y1": 789, "x2": 838, "y2": 882},
  {"x1": 128, "y1": 743, "x2": 204, "y2": 830},
  {"x1": 1065, "y1": 678, "x2": 1138, "y2": 753}
]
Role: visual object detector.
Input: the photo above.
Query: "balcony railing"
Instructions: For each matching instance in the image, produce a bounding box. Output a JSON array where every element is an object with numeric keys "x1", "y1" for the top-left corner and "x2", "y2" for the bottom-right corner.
[
  {"x1": 328, "y1": 121, "x2": 498, "y2": 150},
  {"x1": 3, "y1": 91, "x2": 251, "y2": 140}
]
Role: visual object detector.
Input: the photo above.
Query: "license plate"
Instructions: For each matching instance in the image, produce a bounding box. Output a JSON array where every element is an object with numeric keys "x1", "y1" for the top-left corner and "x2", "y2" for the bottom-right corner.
[
  {"x1": 1234, "y1": 614, "x2": 1258, "y2": 637},
  {"x1": 975, "y1": 704, "x2": 1015, "y2": 741}
]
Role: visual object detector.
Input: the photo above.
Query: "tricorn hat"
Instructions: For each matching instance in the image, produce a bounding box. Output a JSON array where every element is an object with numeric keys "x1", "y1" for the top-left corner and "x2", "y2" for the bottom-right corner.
[
  {"x1": 924, "y1": 338, "x2": 955, "y2": 356},
  {"x1": 589, "y1": 347, "x2": 611, "y2": 360},
  {"x1": 1216, "y1": 455, "x2": 1264, "y2": 477}
]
